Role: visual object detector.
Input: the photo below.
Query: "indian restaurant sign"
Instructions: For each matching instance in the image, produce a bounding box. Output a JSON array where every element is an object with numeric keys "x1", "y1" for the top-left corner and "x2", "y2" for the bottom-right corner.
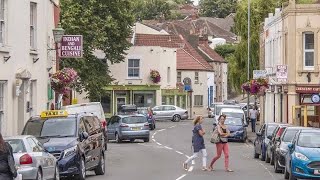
[{"x1": 60, "y1": 35, "x2": 83, "y2": 58}]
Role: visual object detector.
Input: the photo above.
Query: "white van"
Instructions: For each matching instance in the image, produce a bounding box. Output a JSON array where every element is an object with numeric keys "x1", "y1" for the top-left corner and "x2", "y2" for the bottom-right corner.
[{"x1": 62, "y1": 102, "x2": 108, "y2": 149}]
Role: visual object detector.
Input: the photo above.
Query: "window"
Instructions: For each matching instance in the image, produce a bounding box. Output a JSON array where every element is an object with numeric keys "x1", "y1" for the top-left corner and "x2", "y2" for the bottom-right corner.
[
  {"x1": 79, "y1": 119, "x2": 86, "y2": 134},
  {"x1": 195, "y1": 72, "x2": 199, "y2": 84},
  {"x1": 0, "y1": 82, "x2": 4, "y2": 133},
  {"x1": 30, "y1": 2, "x2": 37, "y2": 49},
  {"x1": 167, "y1": 67, "x2": 171, "y2": 83},
  {"x1": 27, "y1": 138, "x2": 41, "y2": 152},
  {"x1": 303, "y1": 32, "x2": 314, "y2": 70},
  {"x1": 128, "y1": 59, "x2": 140, "y2": 78},
  {"x1": 194, "y1": 95, "x2": 203, "y2": 106},
  {"x1": 177, "y1": 72, "x2": 181, "y2": 82},
  {"x1": 0, "y1": 0, "x2": 6, "y2": 45}
]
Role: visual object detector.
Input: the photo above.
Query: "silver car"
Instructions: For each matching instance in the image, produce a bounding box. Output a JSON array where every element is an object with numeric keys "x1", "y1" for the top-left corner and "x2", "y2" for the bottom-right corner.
[
  {"x1": 152, "y1": 105, "x2": 188, "y2": 122},
  {"x1": 107, "y1": 114, "x2": 150, "y2": 143},
  {"x1": 4, "y1": 135, "x2": 59, "y2": 180}
]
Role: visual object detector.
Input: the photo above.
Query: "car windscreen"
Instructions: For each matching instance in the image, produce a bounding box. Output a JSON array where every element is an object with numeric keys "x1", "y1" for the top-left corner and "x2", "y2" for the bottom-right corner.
[
  {"x1": 222, "y1": 112, "x2": 243, "y2": 119},
  {"x1": 297, "y1": 132, "x2": 320, "y2": 148},
  {"x1": 224, "y1": 118, "x2": 242, "y2": 126},
  {"x1": 282, "y1": 129, "x2": 299, "y2": 142},
  {"x1": 23, "y1": 118, "x2": 77, "y2": 137},
  {"x1": 5, "y1": 139, "x2": 26, "y2": 153},
  {"x1": 216, "y1": 106, "x2": 240, "y2": 115},
  {"x1": 267, "y1": 125, "x2": 277, "y2": 136},
  {"x1": 122, "y1": 116, "x2": 147, "y2": 124}
]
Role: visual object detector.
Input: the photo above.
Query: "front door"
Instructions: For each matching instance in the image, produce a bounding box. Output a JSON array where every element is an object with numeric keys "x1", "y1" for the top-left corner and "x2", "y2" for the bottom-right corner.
[{"x1": 116, "y1": 97, "x2": 126, "y2": 114}]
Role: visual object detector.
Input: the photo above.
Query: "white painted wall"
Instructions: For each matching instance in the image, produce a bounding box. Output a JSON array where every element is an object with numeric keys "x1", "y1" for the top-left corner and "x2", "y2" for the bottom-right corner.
[
  {"x1": 222, "y1": 63, "x2": 228, "y2": 101},
  {"x1": 134, "y1": 22, "x2": 169, "y2": 35},
  {"x1": 0, "y1": 0, "x2": 57, "y2": 135}
]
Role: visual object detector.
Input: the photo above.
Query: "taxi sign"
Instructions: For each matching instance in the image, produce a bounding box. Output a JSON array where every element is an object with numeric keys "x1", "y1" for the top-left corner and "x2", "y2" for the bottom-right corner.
[{"x1": 40, "y1": 110, "x2": 68, "y2": 118}]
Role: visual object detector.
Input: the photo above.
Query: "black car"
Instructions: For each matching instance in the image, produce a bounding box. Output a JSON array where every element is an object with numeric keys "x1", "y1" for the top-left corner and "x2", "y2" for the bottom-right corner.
[
  {"x1": 266, "y1": 124, "x2": 291, "y2": 164},
  {"x1": 273, "y1": 126, "x2": 311, "y2": 173},
  {"x1": 254, "y1": 123, "x2": 279, "y2": 161},
  {"x1": 22, "y1": 110, "x2": 105, "y2": 180}
]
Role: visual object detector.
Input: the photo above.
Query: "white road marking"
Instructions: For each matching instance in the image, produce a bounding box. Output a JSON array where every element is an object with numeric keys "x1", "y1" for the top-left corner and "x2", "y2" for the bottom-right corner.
[
  {"x1": 152, "y1": 135, "x2": 155, "y2": 139},
  {"x1": 158, "y1": 129, "x2": 166, "y2": 132},
  {"x1": 156, "y1": 142, "x2": 162, "y2": 146},
  {"x1": 152, "y1": 139, "x2": 156, "y2": 142},
  {"x1": 258, "y1": 162, "x2": 276, "y2": 180},
  {"x1": 175, "y1": 151, "x2": 184, "y2": 155},
  {"x1": 164, "y1": 146, "x2": 173, "y2": 150},
  {"x1": 185, "y1": 155, "x2": 190, "y2": 158},
  {"x1": 169, "y1": 125, "x2": 176, "y2": 129},
  {"x1": 188, "y1": 166, "x2": 194, "y2": 172},
  {"x1": 176, "y1": 174, "x2": 187, "y2": 180},
  {"x1": 192, "y1": 160, "x2": 195, "y2": 165}
]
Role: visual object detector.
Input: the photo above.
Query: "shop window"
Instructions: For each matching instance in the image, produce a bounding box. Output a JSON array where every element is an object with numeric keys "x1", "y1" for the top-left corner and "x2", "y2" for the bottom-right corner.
[
  {"x1": 194, "y1": 95, "x2": 203, "y2": 106},
  {"x1": 30, "y1": 2, "x2": 37, "y2": 49},
  {"x1": 0, "y1": 0, "x2": 6, "y2": 46},
  {"x1": 162, "y1": 96, "x2": 174, "y2": 105},
  {"x1": 195, "y1": 72, "x2": 199, "y2": 84},
  {"x1": 134, "y1": 91, "x2": 155, "y2": 107},
  {"x1": 177, "y1": 95, "x2": 186, "y2": 109},
  {"x1": 128, "y1": 59, "x2": 140, "y2": 78},
  {"x1": 303, "y1": 32, "x2": 314, "y2": 70},
  {"x1": 177, "y1": 71, "x2": 181, "y2": 82}
]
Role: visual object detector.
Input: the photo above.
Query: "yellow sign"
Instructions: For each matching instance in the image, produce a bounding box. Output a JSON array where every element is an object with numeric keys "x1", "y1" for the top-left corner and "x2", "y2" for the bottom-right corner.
[{"x1": 40, "y1": 110, "x2": 68, "y2": 118}]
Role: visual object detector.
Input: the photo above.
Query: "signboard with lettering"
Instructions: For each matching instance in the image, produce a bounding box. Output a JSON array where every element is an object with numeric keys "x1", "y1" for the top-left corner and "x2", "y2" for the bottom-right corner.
[
  {"x1": 60, "y1": 35, "x2": 83, "y2": 58},
  {"x1": 296, "y1": 87, "x2": 320, "y2": 93},
  {"x1": 253, "y1": 70, "x2": 267, "y2": 79},
  {"x1": 276, "y1": 65, "x2": 288, "y2": 82}
]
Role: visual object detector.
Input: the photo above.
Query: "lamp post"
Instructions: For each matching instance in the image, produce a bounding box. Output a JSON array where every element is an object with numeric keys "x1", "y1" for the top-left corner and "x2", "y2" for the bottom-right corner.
[
  {"x1": 52, "y1": 23, "x2": 65, "y2": 109},
  {"x1": 247, "y1": 0, "x2": 251, "y2": 119}
]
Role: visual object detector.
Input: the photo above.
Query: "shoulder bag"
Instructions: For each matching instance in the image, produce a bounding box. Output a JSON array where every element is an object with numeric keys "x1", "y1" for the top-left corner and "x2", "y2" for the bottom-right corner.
[{"x1": 210, "y1": 126, "x2": 220, "y2": 144}]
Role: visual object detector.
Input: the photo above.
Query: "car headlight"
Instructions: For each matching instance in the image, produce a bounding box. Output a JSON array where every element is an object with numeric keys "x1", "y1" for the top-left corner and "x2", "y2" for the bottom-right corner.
[
  {"x1": 294, "y1": 152, "x2": 309, "y2": 161},
  {"x1": 63, "y1": 145, "x2": 78, "y2": 159}
]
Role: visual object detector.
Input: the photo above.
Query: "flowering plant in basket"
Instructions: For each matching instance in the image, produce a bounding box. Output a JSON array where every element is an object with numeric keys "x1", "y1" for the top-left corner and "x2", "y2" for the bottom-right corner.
[
  {"x1": 50, "y1": 68, "x2": 79, "y2": 95},
  {"x1": 241, "y1": 78, "x2": 269, "y2": 96},
  {"x1": 150, "y1": 70, "x2": 161, "y2": 83}
]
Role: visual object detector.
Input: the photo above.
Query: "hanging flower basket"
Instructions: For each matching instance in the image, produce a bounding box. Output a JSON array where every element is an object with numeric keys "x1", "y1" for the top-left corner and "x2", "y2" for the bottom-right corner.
[
  {"x1": 50, "y1": 68, "x2": 79, "y2": 95},
  {"x1": 150, "y1": 69, "x2": 161, "y2": 83},
  {"x1": 241, "y1": 78, "x2": 269, "y2": 96}
]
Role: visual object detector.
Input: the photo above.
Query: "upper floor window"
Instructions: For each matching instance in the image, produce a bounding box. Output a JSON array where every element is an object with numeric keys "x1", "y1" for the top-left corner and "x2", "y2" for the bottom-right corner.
[
  {"x1": 303, "y1": 32, "x2": 314, "y2": 70},
  {"x1": 177, "y1": 71, "x2": 181, "y2": 82},
  {"x1": 167, "y1": 67, "x2": 171, "y2": 83},
  {"x1": 194, "y1": 95, "x2": 203, "y2": 106},
  {"x1": 128, "y1": 59, "x2": 140, "y2": 78},
  {"x1": 195, "y1": 72, "x2": 199, "y2": 84},
  {"x1": 0, "y1": 0, "x2": 6, "y2": 46},
  {"x1": 30, "y1": 2, "x2": 37, "y2": 49}
]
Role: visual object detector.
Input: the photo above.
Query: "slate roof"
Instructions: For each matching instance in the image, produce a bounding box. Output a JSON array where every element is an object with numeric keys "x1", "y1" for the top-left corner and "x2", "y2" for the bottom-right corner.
[{"x1": 198, "y1": 44, "x2": 226, "y2": 63}]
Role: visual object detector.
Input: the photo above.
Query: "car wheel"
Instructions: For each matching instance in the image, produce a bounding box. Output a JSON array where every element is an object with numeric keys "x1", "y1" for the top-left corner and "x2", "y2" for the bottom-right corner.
[
  {"x1": 144, "y1": 138, "x2": 150, "y2": 142},
  {"x1": 130, "y1": 139, "x2": 135, "y2": 143},
  {"x1": 105, "y1": 141, "x2": 108, "y2": 151},
  {"x1": 115, "y1": 133, "x2": 122, "y2": 143},
  {"x1": 76, "y1": 157, "x2": 86, "y2": 180},
  {"x1": 36, "y1": 169, "x2": 43, "y2": 180},
  {"x1": 274, "y1": 157, "x2": 281, "y2": 173},
  {"x1": 266, "y1": 151, "x2": 270, "y2": 163},
  {"x1": 254, "y1": 148, "x2": 259, "y2": 159},
  {"x1": 54, "y1": 165, "x2": 60, "y2": 180},
  {"x1": 270, "y1": 152, "x2": 274, "y2": 165},
  {"x1": 153, "y1": 124, "x2": 156, "y2": 130},
  {"x1": 284, "y1": 166, "x2": 289, "y2": 179},
  {"x1": 289, "y1": 172, "x2": 297, "y2": 180},
  {"x1": 94, "y1": 153, "x2": 105, "y2": 175},
  {"x1": 173, "y1": 115, "x2": 181, "y2": 122}
]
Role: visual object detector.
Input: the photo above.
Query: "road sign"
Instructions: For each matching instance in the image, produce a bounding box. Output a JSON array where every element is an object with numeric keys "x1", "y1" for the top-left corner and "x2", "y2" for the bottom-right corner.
[
  {"x1": 253, "y1": 70, "x2": 267, "y2": 79},
  {"x1": 60, "y1": 35, "x2": 83, "y2": 58},
  {"x1": 183, "y1": 77, "x2": 191, "y2": 86},
  {"x1": 276, "y1": 65, "x2": 288, "y2": 82}
]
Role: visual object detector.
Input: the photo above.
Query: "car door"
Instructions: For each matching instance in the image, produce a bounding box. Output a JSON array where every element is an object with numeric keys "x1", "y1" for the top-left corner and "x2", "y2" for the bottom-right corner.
[
  {"x1": 83, "y1": 116, "x2": 98, "y2": 169},
  {"x1": 153, "y1": 106, "x2": 163, "y2": 120},
  {"x1": 107, "y1": 116, "x2": 116, "y2": 140},
  {"x1": 78, "y1": 117, "x2": 93, "y2": 170},
  {"x1": 87, "y1": 116, "x2": 103, "y2": 168}
]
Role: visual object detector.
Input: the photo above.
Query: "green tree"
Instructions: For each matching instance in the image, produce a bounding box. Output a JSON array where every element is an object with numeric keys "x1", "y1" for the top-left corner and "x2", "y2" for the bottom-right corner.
[
  {"x1": 199, "y1": 0, "x2": 237, "y2": 18},
  {"x1": 60, "y1": 0, "x2": 135, "y2": 100},
  {"x1": 132, "y1": 0, "x2": 172, "y2": 20},
  {"x1": 214, "y1": 44, "x2": 236, "y2": 58}
]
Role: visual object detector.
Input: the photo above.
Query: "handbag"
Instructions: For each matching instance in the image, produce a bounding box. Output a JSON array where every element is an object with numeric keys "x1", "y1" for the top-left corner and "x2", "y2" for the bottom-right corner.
[
  {"x1": 210, "y1": 127, "x2": 220, "y2": 144},
  {"x1": 6, "y1": 143, "x2": 17, "y2": 178}
]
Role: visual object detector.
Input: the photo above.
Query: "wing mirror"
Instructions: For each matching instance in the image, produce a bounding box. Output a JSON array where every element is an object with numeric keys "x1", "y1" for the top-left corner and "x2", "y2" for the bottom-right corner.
[
  {"x1": 267, "y1": 135, "x2": 273, "y2": 140},
  {"x1": 81, "y1": 132, "x2": 89, "y2": 141},
  {"x1": 288, "y1": 143, "x2": 293, "y2": 150}
]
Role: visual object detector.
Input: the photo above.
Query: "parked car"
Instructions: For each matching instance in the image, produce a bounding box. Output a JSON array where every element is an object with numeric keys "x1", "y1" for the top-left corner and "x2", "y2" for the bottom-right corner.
[
  {"x1": 254, "y1": 123, "x2": 279, "y2": 161},
  {"x1": 152, "y1": 105, "x2": 188, "y2": 122},
  {"x1": 5, "y1": 135, "x2": 58, "y2": 180},
  {"x1": 223, "y1": 100, "x2": 238, "y2": 104},
  {"x1": 22, "y1": 110, "x2": 105, "y2": 180},
  {"x1": 266, "y1": 124, "x2": 291, "y2": 164},
  {"x1": 224, "y1": 117, "x2": 248, "y2": 142},
  {"x1": 107, "y1": 114, "x2": 150, "y2": 143},
  {"x1": 285, "y1": 129, "x2": 320, "y2": 180},
  {"x1": 137, "y1": 107, "x2": 156, "y2": 130},
  {"x1": 273, "y1": 127, "x2": 311, "y2": 173},
  {"x1": 117, "y1": 104, "x2": 138, "y2": 115},
  {"x1": 62, "y1": 102, "x2": 108, "y2": 150}
]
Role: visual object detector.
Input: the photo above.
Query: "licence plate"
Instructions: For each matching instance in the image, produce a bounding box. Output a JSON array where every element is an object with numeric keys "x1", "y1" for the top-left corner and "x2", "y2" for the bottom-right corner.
[
  {"x1": 314, "y1": 170, "x2": 320, "y2": 175},
  {"x1": 132, "y1": 127, "x2": 141, "y2": 131}
]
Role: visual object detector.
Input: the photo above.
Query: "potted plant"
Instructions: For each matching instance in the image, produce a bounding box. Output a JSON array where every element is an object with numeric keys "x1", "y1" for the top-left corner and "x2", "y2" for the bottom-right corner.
[
  {"x1": 150, "y1": 69, "x2": 161, "y2": 83},
  {"x1": 241, "y1": 78, "x2": 269, "y2": 96}
]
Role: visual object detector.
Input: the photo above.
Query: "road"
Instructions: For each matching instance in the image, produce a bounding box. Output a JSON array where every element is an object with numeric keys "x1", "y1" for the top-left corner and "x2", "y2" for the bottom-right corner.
[{"x1": 86, "y1": 118, "x2": 285, "y2": 180}]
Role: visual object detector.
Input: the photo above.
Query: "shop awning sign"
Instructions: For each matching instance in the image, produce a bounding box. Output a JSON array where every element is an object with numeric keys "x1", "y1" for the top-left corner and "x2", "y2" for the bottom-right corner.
[
  {"x1": 60, "y1": 35, "x2": 83, "y2": 58},
  {"x1": 276, "y1": 65, "x2": 288, "y2": 82}
]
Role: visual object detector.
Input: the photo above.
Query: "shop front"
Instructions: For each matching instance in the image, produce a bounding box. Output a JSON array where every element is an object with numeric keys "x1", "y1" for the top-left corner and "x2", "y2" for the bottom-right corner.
[
  {"x1": 294, "y1": 86, "x2": 320, "y2": 128},
  {"x1": 161, "y1": 88, "x2": 187, "y2": 109},
  {"x1": 103, "y1": 85, "x2": 160, "y2": 116}
]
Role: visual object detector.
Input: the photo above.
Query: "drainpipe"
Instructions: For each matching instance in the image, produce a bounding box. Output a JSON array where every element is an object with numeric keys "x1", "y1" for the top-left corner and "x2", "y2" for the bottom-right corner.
[
  {"x1": 280, "y1": 93, "x2": 283, "y2": 123},
  {"x1": 273, "y1": 93, "x2": 276, "y2": 122}
]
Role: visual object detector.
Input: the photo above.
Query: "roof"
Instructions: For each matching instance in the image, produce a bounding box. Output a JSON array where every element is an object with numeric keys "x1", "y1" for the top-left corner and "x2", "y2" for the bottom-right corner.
[
  {"x1": 286, "y1": 126, "x2": 314, "y2": 130},
  {"x1": 134, "y1": 34, "x2": 184, "y2": 48},
  {"x1": 198, "y1": 44, "x2": 226, "y2": 63},
  {"x1": 199, "y1": 15, "x2": 235, "y2": 32},
  {"x1": 220, "y1": 108, "x2": 244, "y2": 113}
]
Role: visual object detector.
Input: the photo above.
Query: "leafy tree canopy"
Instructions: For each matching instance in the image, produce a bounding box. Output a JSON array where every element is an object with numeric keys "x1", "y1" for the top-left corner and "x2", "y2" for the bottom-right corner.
[
  {"x1": 214, "y1": 44, "x2": 236, "y2": 58},
  {"x1": 60, "y1": 0, "x2": 135, "y2": 101},
  {"x1": 199, "y1": 0, "x2": 237, "y2": 18}
]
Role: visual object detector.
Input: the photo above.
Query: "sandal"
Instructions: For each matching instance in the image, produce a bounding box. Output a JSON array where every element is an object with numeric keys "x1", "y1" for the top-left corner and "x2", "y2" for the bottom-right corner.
[
  {"x1": 183, "y1": 163, "x2": 188, "y2": 171},
  {"x1": 226, "y1": 169, "x2": 234, "y2": 172},
  {"x1": 208, "y1": 167, "x2": 214, "y2": 171},
  {"x1": 202, "y1": 167, "x2": 208, "y2": 171}
]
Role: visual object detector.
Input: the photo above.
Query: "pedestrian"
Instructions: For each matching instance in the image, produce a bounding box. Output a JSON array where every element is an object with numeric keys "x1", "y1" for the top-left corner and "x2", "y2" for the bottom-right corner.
[
  {"x1": 147, "y1": 107, "x2": 153, "y2": 119},
  {"x1": 249, "y1": 106, "x2": 259, "y2": 132},
  {"x1": 209, "y1": 114, "x2": 233, "y2": 172},
  {"x1": 0, "y1": 133, "x2": 17, "y2": 180},
  {"x1": 183, "y1": 116, "x2": 208, "y2": 171}
]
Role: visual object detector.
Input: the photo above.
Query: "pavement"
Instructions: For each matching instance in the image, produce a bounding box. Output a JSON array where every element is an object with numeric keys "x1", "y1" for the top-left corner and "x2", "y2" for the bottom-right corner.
[
  {"x1": 84, "y1": 118, "x2": 285, "y2": 180},
  {"x1": 246, "y1": 121, "x2": 262, "y2": 144}
]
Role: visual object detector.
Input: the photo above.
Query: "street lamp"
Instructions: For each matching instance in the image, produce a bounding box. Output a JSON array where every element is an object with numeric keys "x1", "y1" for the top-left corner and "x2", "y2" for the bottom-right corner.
[
  {"x1": 52, "y1": 23, "x2": 65, "y2": 43},
  {"x1": 247, "y1": 0, "x2": 251, "y2": 118}
]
